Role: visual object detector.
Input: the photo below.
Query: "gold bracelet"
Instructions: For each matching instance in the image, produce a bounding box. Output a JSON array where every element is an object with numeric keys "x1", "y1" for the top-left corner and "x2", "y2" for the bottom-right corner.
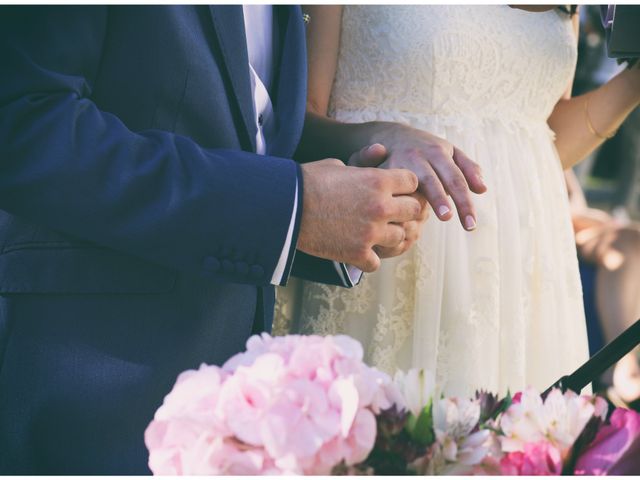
[{"x1": 584, "y1": 97, "x2": 616, "y2": 140}]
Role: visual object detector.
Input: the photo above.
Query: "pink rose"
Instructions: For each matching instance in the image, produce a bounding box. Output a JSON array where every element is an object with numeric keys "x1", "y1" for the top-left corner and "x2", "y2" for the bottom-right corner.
[
  {"x1": 500, "y1": 441, "x2": 563, "y2": 475},
  {"x1": 574, "y1": 407, "x2": 640, "y2": 475}
]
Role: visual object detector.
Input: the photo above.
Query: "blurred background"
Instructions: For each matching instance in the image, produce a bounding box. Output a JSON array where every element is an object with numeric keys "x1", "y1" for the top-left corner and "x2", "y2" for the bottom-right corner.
[{"x1": 572, "y1": 5, "x2": 640, "y2": 411}]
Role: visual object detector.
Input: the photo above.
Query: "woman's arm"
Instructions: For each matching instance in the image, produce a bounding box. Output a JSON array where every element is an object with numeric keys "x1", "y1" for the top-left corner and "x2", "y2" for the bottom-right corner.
[
  {"x1": 549, "y1": 11, "x2": 640, "y2": 169},
  {"x1": 296, "y1": 5, "x2": 375, "y2": 164},
  {"x1": 304, "y1": 5, "x2": 343, "y2": 116},
  {"x1": 295, "y1": 5, "x2": 368, "y2": 162}
]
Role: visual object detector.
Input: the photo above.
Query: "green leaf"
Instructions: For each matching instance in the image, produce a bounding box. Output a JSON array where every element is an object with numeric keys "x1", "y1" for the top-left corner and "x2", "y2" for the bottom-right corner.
[
  {"x1": 405, "y1": 412, "x2": 418, "y2": 433},
  {"x1": 493, "y1": 391, "x2": 512, "y2": 419},
  {"x1": 406, "y1": 399, "x2": 435, "y2": 446}
]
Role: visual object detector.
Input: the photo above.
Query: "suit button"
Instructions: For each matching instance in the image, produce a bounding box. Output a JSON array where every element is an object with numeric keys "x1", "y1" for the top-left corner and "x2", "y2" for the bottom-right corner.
[
  {"x1": 236, "y1": 261, "x2": 249, "y2": 276},
  {"x1": 203, "y1": 256, "x2": 221, "y2": 273},
  {"x1": 258, "y1": 113, "x2": 264, "y2": 126},
  {"x1": 250, "y1": 264, "x2": 265, "y2": 279},
  {"x1": 222, "y1": 259, "x2": 235, "y2": 274}
]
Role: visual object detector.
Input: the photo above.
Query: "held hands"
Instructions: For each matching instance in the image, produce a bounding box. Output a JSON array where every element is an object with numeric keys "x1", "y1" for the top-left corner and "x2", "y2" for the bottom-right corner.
[
  {"x1": 296, "y1": 124, "x2": 484, "y2": 271},
  {"x1": 297, "y1": 159, "x2": 425, "y2": 272},
  {"x1": 350, "y1": 123, "x2": 487, "y2": 231}
]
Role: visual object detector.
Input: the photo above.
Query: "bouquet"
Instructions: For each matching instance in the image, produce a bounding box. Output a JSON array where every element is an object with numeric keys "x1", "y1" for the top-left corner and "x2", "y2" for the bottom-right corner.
[{"x1": 145, "y1": 334, "x2": 640, "y2": 475}]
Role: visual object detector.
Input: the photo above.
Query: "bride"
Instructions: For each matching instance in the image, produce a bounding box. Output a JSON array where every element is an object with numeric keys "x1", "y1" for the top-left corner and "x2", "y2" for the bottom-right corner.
[{"x1": 277, "y1": 5, "x2": 640, "y2": 397}]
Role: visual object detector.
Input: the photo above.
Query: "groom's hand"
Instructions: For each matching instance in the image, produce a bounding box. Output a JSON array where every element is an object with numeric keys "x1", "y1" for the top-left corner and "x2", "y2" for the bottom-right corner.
[
  {"x1": 349, "y1": 124, "x2": 487, "y2": 231},
  {"x1": 351, "y1": 144, "x2": 429, "y2": 258},
  {"x1": 298, "y1": 159, "x2": 422, "y2": 272},
  {"x1": 374, "y1": 192, "x2": 429, "y2": 259}
]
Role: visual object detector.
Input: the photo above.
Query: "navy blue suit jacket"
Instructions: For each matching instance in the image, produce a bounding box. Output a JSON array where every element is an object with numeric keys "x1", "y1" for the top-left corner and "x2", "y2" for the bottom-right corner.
[{"x1": 0, "y1": 5, "x2": 347, "y2": 474}]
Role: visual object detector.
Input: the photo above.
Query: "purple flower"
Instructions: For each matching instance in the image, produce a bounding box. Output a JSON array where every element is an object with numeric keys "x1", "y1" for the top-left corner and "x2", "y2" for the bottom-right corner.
[{"x1": 574, "y1": 407, "x2": 640, "y2": 475}]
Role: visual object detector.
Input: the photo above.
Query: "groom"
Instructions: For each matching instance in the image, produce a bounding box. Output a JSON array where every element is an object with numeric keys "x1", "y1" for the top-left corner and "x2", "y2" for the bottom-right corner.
[{"x1": 0, "y1": 5, "x2": 483, "y2": 474}]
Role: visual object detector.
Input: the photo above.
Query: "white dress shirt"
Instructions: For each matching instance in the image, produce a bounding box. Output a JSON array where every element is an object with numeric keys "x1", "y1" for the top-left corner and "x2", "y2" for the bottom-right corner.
[
  {"x1": 243, "y1": 5, "x2": 296, "y2": 286},
  {"x1": 242, "y1": 6, "x2": 360, "y2": 287}
]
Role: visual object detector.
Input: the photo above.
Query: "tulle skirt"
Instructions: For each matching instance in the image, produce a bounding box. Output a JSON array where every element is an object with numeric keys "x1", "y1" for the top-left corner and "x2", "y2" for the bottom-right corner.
[{"x1": 276, "y1": 110, "x2": 590, "y2": 398}]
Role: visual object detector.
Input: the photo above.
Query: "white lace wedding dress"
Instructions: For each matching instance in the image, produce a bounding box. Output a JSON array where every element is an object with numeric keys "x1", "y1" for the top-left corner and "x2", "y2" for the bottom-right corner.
[{"x1": 275, "y1": 5, "x2": 590, "y2": 397}]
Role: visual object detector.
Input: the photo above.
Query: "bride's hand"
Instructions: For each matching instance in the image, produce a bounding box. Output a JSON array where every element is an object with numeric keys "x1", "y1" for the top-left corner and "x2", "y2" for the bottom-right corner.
[{"x1": 349, "y1": 124, "x2": 487, "y2": 231}]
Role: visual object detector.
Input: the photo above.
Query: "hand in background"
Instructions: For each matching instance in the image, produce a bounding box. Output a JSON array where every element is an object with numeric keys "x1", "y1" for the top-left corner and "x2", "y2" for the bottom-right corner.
[
  {"x1": 574, "y1": 215, "x2": 633, "y2": 271},
  {"x1": 572, "y1": 207, "x2": 618, "y2": 234},
  {"x1": 349, "y1": 124, "x2": 487, "y2": 231},
  {"x1": 298, "y1": 158, "x2": 423, "y2": 272}
]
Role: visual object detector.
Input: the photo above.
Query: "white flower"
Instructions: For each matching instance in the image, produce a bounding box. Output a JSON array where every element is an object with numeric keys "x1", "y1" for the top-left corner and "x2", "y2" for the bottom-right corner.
[
  {"x1": 393, "y1": 368, "x2": 435, "y2": 416},
  {"x1": 499, "y1": 389, "x2": 547, "y2": 452},
  {"x1": 499, "y1": 387, "x2": 597, "y2": 458},
  {"x1": 433, "y1": 396, "x2": 481, "y2": 439},
  {"x1": 429, "y1": 396, "x2": 491, "y2": 474},
  {"x1": 457, "y1": 430, "x2": 492, "y2": 465},
  {"x1": 541, "y1": 389, "x2": 596, "y2": 453}
]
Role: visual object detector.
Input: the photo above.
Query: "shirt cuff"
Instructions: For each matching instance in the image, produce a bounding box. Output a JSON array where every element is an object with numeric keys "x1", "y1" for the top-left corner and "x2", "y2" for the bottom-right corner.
[
  {"x1": 270, "y1": 164, "x2": 303, "y2": 285},
  {"x1": 332, "y1": 261, "x2": 363, "y2": 287}
]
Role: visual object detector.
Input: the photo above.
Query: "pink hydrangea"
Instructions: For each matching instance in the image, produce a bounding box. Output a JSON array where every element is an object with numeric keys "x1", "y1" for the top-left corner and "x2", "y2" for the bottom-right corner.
[
  {"x1": 145, "y1": 333, "x2": 401, "y2": 474},
  {"x1": 144, "y1": 364, "x2": 231, "y2": 475}
]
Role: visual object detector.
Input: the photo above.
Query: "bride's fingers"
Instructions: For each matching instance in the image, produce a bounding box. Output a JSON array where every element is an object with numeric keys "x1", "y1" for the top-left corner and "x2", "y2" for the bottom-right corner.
[
  {"x1": 453, "y1": 147, "x2": 487, "y2": 194},
  {"x1": 427, "y1": 156, "x2": 477, "y2": 231},
  {"x1": 405, "y1": 160, "x2": 453, "y2": 222}
]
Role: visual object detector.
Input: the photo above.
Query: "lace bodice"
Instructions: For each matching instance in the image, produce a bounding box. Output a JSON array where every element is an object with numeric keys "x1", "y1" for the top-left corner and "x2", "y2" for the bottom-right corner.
[{"x1": 330, "y1": 5, "x2": 577, "y2": 128}]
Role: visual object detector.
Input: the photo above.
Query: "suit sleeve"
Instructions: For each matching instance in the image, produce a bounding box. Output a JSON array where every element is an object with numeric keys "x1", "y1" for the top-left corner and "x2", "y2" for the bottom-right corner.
[{"x1": 0, "y1": 6, "x2": 300, "y2": 287}]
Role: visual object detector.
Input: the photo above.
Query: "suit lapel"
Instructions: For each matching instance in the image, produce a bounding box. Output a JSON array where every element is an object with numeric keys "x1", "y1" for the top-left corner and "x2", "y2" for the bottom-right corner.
[
  {"x1": 209, "y1": 5, "x2": 257, "y2": 152},
  {"x1": 268, "y1": 6, "x2": 307, "y2": 158}
]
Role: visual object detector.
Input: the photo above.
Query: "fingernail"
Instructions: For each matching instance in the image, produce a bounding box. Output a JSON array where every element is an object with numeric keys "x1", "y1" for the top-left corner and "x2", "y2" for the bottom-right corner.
[
  {"x1": 367, "y1": 143, "x2": 383, "y2": 153},
  {"x1": 437, "y1": 205, "x2": 450, "y2": 217},
  {"x1": 465, "y1": 215, "x2": 477, "y2": 230}
]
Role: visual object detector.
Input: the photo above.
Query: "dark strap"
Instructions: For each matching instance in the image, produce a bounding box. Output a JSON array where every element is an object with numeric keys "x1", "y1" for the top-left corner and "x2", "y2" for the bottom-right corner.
[{"x1": 544, "y1": 318, "x2": 640, "y2": 397}]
